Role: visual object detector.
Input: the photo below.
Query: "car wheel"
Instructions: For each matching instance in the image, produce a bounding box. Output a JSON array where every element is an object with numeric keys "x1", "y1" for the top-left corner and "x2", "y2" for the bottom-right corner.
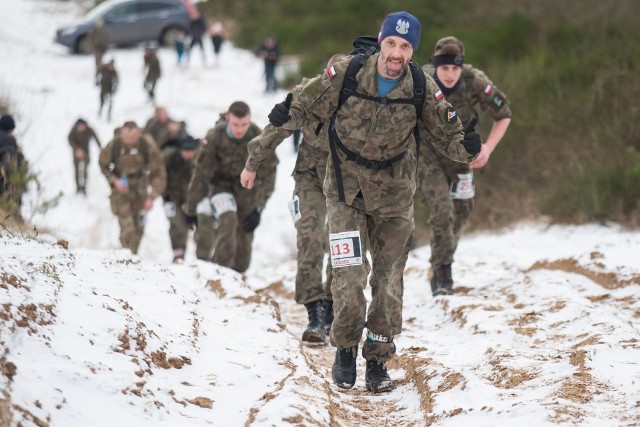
[
  {"x1": 75, "y1": 35, "x2": 92, "y2": 54},
  {"x1": 160, "y1": 27, "x2": 182, "y2": 47}
]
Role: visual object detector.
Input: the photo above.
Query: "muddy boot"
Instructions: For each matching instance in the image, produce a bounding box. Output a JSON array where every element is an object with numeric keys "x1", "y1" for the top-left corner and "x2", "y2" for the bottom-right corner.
[
  {"x1": 332, "y1": 345, "x2": 358, "y2": 389},
  {"x1": 322, "y1": 299, "x2": 333, "y2": 335},
  {"x1": 302, "y1": 300, "x2": 325, "y2": 343},
  {"x1": 365, "y1": 360, "x2": 396, "y2": 393},
  {"x1": 432, "y1": 264, "x2": 453, "y2": 296}
]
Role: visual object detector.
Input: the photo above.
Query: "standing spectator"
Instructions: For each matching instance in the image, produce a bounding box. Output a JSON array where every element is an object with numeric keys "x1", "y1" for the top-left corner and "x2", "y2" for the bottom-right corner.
[
  {"x1": 143, "y1": 47, "x2": 161, "y2": 103},
  {"x1": 418, "y1": 36, "x2": 511, "y2": 296},
  {"x1": 87, "y1": 19, "x2": 110, "y2": 81},
  {"x1": 258, "y1": 36, "x2": 280, "y2": 93},
  {"x1": 210, "y1": 21, "x2": 224, "y2": 67},
  {"x1": 98, "y1": 58, "x2": 118, "y2": 121},
  {"x1": 175, "y1": 30, "x2": 189, "y2": 67},
  {"x1": 188, "y1": 10, "x2": 207, "y2": 66},
  {"x1": 183, "y1": 102, "x2": 278, "y2": 273},
  {"x1": 68, "y1": 118, "x2": 102, "y2": 195},
  {"x1": 0, "y1": 114, "x2": 29, "y2": 222},
  {"x1": 98, "y1": 121, "x2": 166, "y2": 254},
  {"x1": 162, "y1": 135, "x2": 199, "y2": 263}
]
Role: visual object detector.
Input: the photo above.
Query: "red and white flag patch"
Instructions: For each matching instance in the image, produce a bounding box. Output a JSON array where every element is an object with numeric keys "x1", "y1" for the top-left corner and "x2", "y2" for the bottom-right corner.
[
  {"x1": 327, "y1": 66, "x2": 336, "y2": 78},
  {"x1": 435, "y1": 90, "x2": 443, "y2": 101},
  {"x1": 484, "y1": 84, "x2": 493, "y2": 94}
]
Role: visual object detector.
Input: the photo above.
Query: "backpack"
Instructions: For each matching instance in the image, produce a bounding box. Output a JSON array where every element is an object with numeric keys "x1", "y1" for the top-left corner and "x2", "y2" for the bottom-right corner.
[
  {"x1": 328, "y1": 35, "x2": 426, "y2": 202},
  {"x1": 111, "y1": 136, "x2": 150, "y2": 176}
]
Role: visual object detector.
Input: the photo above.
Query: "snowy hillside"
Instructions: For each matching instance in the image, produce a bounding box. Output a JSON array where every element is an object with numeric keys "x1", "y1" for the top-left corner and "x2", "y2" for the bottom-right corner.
[{"x1": 1, "y1": 1, "x2": 640, "y2": 426}]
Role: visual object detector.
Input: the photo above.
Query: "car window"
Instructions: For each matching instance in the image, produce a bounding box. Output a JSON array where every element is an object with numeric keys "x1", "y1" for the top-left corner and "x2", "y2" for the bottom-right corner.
[
  {"x1": 107, "y1": 3, "x2": 137, "y2": 19},
  {"x1": 137, "y1": 2, "x2": 175, "y2": 13}
]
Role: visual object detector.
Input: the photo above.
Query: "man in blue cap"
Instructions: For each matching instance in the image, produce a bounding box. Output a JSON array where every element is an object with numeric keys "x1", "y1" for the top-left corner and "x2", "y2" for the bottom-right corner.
[{"x1": 248, "y1": 11, "x2": 482, "y2": 393}]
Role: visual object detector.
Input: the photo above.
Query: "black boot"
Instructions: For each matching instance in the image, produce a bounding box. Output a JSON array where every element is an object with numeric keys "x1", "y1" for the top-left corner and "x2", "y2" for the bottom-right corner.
[
  {"x1": 432, "y1": 264, "x2": 454, "y2": 296},
  {"x1": 365, "y1": 360, "x2": 396, "y2": 393},
  {"x1": 332, "y1": 345, "x2": 358, "y2": 389},
  {"x1": 302, "y1": 300, "x2": 325, "y2": 343},
  {"x1": 322, "y1": 299, "x2": 333, "y2": 335}
]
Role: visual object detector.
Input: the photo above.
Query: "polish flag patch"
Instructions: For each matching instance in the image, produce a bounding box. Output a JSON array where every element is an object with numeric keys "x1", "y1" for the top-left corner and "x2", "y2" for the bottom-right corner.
[
  {"x1": 435, "y1": 90, "x2": 443, "y2": 101},
  {"x1": 484, "y1": 84, "x2": 493, "y2": 94},
  {"x1": 327, "y1": 66, "x2": 336, "y2": 78}
]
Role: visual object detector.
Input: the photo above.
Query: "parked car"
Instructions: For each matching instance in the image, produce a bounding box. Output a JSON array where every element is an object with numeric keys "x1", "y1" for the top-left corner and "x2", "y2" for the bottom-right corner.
[{"x1": 55, "y1": 0, "x2": 191, "y2": 53}]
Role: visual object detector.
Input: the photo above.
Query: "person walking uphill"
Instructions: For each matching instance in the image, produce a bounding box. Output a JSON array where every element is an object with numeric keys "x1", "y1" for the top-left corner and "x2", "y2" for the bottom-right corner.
[
  {"x1": 247, "y1": 11, "x2": 482, "y2": 393},
  {"x1": 88, "y1": 19, "x2": 109, "y2": 80},
  {"x1": 99, "y1": 121, "x2": 166, "y2": 254},
  {"x1": 68, "y1": 118, "x2": 102, "y2": 195},
  {"x1": 183, "y1": 102, "x2": 278, "y2": 273},
  {"x1": 419, "y1": 36, "x2": 511, "y2": 296},
  {"x1": 143, "y1": 47, "x2": 161, "y2": 103}
]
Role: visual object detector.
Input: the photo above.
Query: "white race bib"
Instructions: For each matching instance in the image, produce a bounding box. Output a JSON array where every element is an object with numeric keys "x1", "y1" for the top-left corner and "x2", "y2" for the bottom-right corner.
[
  {"x1": 211, "y1": 192, "x2": 237, "y2": 218},
  {"x1": 196, "y1": 197, "x2": 214, "y2": 216},
  {"x1": 330, "y1": 230, "x2": 363, "y2": 268},
  {"x1": 288, "y1": 195, "x2": 302, "y2": 223},
  {"x1": 163, "y1": 201, "x2": 176, "y2": 218},
  {"x1": 450, "y1": 172, "x2": 475, "y2": 200}
]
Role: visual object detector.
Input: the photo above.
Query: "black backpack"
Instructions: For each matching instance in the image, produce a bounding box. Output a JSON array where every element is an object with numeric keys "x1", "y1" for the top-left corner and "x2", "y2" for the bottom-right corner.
[{"x1": 327, "y1": 36, "x2": 426, "y2": 202}]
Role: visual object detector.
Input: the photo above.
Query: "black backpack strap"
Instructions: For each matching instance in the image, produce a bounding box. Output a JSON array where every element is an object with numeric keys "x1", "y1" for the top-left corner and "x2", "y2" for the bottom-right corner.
[
  {"x1": 408, "y1": 61, "x2": 426, "y2": 164},
  {"x1": 328, "y1": 116, "x2": 346, "y2": 202}
]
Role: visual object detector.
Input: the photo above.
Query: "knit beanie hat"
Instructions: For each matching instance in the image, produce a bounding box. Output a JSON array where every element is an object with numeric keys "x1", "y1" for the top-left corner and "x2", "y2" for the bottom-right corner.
[
  {"x1": 178, "y1": 135, "x2": 198, "y2": 151},
  {"x1": 378, "y1": 11, "x2": 421, "y2": 52},
  {"x1": 432, "y1": 36, "x2": 465, "y2": 67},
  {"x1": 0, "y1": 114, "x2": 16, "y2": 132}
]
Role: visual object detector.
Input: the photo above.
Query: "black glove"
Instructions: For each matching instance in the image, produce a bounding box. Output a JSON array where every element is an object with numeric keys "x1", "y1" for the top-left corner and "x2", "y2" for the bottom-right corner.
[
  {"x1": 185, "y1": 215, "x2": 198, "y2": 230},
  {"x1": 242, "y1": 208, "x2": 263, "y2": 232},
  {"x1": 268, "y1": 93, "x2": 292, "y2": 127},
  {"x1": 461, "y1": 117, "x2": 482, "y2": 155}
]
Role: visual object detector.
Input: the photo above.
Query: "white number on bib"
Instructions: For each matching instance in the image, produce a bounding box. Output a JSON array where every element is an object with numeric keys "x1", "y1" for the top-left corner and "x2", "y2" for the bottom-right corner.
[
  {"x1": 330, "y1": 230, "x2": 363, "y2": 268},
  {"x1": 288, "y1": 195, "x2": 302, "y2": 223},
  {"x1": 450, "y1": 172, "x2": 475, "y2": 200},
  {"x1": 211, "y1": 192, "x2": 237, "y2": 218},
  {"x1": 196, "y1": 197, "x2": 214, "y2": 216}
]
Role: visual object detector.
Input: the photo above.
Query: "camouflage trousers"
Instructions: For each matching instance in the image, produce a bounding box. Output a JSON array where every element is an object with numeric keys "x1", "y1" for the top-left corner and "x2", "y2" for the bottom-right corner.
[
  {"x1": 73, "y1": 156, "x2": 89, "y2": 190},
  {"x1": 417, "y1": 147, "x2": 473, "y2": 270},
  {"x1": 167, "y1": 206, "x2": 189, "y2": 251},
  {"x1": 144, "y1": 76, "x2": 158, "y2": 99},
  {"x1": 194, "y1": 213, "x2": 216, "y2": 260},
  {"x1": 293, "y1": 166, "x2": 332, "y2": 305},
  {"x1": 327, "y1": 194, "x2": 414, "y2": 363},
  {"x1": 110, "y1": 189, "x2": 147, "y2": 254}
]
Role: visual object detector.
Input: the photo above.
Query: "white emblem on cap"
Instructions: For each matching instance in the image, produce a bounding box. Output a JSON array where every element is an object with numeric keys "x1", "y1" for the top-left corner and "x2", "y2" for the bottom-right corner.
[{"x1": 396, "y1": 19, "x2": 409, "y2": 35}]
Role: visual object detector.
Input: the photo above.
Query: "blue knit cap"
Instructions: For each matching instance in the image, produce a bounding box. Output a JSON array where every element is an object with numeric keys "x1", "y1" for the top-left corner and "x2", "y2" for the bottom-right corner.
[{"x1": 378, "y1": 11, "x2": 421, "y2": 52}]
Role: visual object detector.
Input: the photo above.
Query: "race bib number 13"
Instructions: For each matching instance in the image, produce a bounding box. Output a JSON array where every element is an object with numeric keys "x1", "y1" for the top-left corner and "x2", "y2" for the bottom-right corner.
[{"x1": 330, "y1": 230, "x2": 363, "y2": 268}]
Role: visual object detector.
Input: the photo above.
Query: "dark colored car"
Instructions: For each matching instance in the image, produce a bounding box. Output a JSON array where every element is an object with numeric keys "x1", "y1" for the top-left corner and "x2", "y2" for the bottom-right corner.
[{"x1": 55, "y1": 0, "x2": 191, "y2": 53}]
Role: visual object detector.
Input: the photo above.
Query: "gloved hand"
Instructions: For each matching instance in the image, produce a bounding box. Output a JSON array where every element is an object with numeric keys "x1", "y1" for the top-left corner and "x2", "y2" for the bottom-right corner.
[
  {"x1": 242, "y1": 207, "x2": 263, "y2": 232},
  {"x1": 268, "y1": 93, "x2": 292, "y2": 127},
  {"x1": 185, "y1": 215, "x2": 198, "y2": 230},
  {"x1": 461, "y1": 117, "x2": 482, "y2": 155}
]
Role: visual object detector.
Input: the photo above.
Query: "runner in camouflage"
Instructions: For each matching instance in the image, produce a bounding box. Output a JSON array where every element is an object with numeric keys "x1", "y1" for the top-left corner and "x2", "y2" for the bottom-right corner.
[
  {"x1": 183, "y1": 102, "x2": 278, "y2": 272},
  {"x1": 99, "y1": 121, "x2": 166, "y2": 254},
  {"x1": 68, "y1": 118, "x2": 101, "y2": 195},
  {"x1": 242, "y1": 12, "x2": 481, "y2": 393},
  {"x1": 162, "y1": 135, "x2": 199, "y2": 263},
  {"x1": 418, "y1": 36, "x2": 512, "y2": 296}
]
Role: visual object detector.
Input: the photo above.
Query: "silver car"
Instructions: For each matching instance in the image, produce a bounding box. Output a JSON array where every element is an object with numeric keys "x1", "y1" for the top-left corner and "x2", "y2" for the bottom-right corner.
[{"x1": 55, "y1": 0, "x2": 191, "y2": 53}]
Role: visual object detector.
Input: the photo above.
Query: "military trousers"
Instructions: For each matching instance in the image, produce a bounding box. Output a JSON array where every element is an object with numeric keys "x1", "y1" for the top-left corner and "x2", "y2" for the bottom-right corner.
[
  {"x1": 195, "y1": 213, "x2": 216, "y2": 260},
  {"x1": 110, "y1": 190, "x2": 146, "y2": 254},
  {"x1": 293, "y1": 169, "x2": 332, "y2": 305},
  {"x1": 417, "y1": 149, "x2": 473, "y2": 270},
  {"x1": 168, "y1": 207, "x2": 189, "y2": 251},
  {"x1": 327, "y1": 194, "x2": 414, "y2": 363},
  {"x1": 73, "y1": 156, "x2": 89, "y2": 190}
]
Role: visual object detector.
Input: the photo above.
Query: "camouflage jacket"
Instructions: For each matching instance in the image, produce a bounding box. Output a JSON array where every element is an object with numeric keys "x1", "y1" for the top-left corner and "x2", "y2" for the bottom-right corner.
[
  {"x1": 184, "y1": 121, "x2": 278, "y2": 215},
  {"x1": 246, "y1": 78, "x2": 329, "y2": 175},
  {"x1": 144, "y1": 52, "x2": 161, "y2": 80},
  {"x1": 99, "y1": 65, "x2": 118, "y2": 93},
  {"x1": 163, "y1": 147, "x2": 197, "y2": 206},
  {"x1": 422, "y1": 64, "x2": 512, "y2": 129},
  {"x1": 283, "y1": 54, "x2": 472, "y2": 210},
  {"x1": 88, "y1": 26, "x2": 109, "y2": 52},
  {"x1": 68, "y1": 126, "x2": 101, "y2": 157},
  {"x1": 143, "y1": 118, "x2": 171, "y2": 148},
  {"x1": 98, "y1": 134, "x2": 166, "y2": 199}
]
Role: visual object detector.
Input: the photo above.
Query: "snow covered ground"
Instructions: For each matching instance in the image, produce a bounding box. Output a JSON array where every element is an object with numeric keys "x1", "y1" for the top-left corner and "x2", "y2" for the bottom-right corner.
[{"x1": 1, "y1": 1, "x2": 640, "y2": 426}]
